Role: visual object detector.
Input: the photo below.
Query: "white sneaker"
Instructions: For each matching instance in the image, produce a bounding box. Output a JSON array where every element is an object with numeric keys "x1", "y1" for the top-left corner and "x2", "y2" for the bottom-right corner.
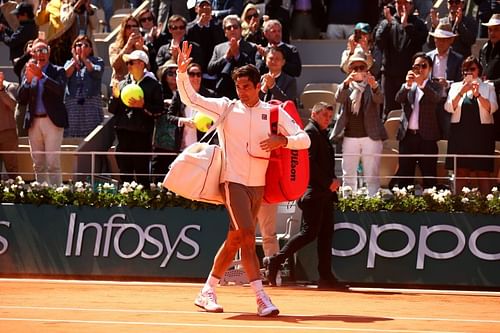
[
  {"x1": 194, "y1": 289, "x2": 223, "y2": 313},
  {"x1": 256, "y1": 292, "x2": 279, "y2": 317}
]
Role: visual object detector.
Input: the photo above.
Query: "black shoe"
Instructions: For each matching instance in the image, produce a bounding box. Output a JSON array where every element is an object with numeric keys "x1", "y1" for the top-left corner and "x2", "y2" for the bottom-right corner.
[{"x1": 264, "y1": 256, "x2": 281, "y2": 286}]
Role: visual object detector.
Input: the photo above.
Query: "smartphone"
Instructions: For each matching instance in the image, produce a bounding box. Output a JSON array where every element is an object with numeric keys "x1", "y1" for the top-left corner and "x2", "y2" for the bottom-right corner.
[
  {"x1": 38, "y1": 31, "x2": 45, "y2": 41},
  {"x1": 464, "y1": 74, "x2": 473, "y2": 84},
  {"x1": 353, "y1": 72, "x2": 366, "y2": 82}
]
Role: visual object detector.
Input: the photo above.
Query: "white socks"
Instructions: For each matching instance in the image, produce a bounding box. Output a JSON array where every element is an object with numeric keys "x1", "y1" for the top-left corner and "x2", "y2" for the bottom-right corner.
[
  {"x1": 250, "y1": 279, "x2": 264, "y2": 295},
  {"x1": 202, "y1": 275, "x2": 220, "y2": 293}
]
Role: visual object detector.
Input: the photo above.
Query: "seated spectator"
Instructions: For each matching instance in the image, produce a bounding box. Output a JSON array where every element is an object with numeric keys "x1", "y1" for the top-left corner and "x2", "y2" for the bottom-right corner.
[
  {"x1": 444, "y1": 56, "x2": 498, "y2": 194},
  {"x1": 332, "y1": 49, "x2": 386, "y2": 196},
  {"x1": 391, "y1": 52, "x2": 443, "y2": 190},
  {"x1": 108, "y1": 50, "x2": 163, "y2": 185},
  {"x1": 0, "y1": 71, "x2": 19, "y2": 179},
  {"x1": 0, "y1": 2, "x2": 38, "y2": 65},
  {"x1": 428, "y1": 0, "x2": 477, "y2": 59},
  {"x1": 259, "y1": 47, "x2": 297, "y2": 103},
  {"x1": 155, "y1": 15, "x2": 202, "y2": 70},
  {"x1": 241, "y1": 2, "x2": 266, "y2": 46},
  {"x1": 18, "y1": 38, "x2": 68, "y2": 186},
  {"x1": 208, "y1": 14, "x2": 256, "y2": 98},
  {"x1": 152, "y1": 62, "x2": 215, "y2": 179},
  {"x1": 109, "y1": 16, "x2": 147, "y2": 87},
  {"x1": 256, "y1": 19, "x2": 301, "y2": 78},
  {"x1": 63, "y1": 35, "x2": 104, "y2": 138}
]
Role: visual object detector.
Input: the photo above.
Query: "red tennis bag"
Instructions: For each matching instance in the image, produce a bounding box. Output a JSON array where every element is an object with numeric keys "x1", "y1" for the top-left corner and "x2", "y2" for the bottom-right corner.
[{"x1": 263, "y1": 100, "x2": 309, "y2": 203}]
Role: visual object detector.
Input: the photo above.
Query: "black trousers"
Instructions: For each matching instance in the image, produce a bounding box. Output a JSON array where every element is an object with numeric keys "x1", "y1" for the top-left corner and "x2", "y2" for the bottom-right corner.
[
  {"x1": 382, "y1": 74, "x2": 406, "y2": 116},
  {"x1": 115, "y1": 129, "x2": 152, "y2": 185},
  {"x1": 393, "y1": 131, "x2": 438, "y2": 189},
  {"x1": 276, "y1": 193, "x2": 335, "y2": 280}
]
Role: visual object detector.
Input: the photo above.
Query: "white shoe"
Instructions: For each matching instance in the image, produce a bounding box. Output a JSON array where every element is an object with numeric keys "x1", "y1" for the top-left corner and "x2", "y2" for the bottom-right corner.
[
  {"x1": 256, "y1": 292, "x2": 279, "y2": 317},
  {"x1": 194, "y1": 289, "x2": 223, "y2": 313}
]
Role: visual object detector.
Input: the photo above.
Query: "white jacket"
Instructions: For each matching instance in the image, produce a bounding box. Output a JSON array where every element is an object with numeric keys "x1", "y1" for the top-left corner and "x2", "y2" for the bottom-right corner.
[
  {"x1": 177, "y1": 71, "x2": 310, "y2": 187},
  {"x1": 444, "y1": 79, "x2": 498, "y2": 124}
]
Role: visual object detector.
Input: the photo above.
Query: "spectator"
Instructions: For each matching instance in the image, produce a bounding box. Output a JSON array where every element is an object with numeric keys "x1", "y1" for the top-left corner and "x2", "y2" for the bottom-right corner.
[
  {"x1": 240, "y1": 2, "x2": 266, "y2": 46},
  {"x1": 63, "y1": 35, "x2": 104, "y2": 138},
  {"x1": 152, "y1": 62, "x2": 216, "y2": 178},
  {"x1": 325, "y1": 0, "x2": 379, "y2": 40},
  {"x1": 108, "y1": 50, "x2": 163, "y2": 185},
  {"x1": 255, "y1": 19, "x2": 301, "y2": 78},
  {"x1": 13, "y1": 39, "x2": 33, "y2": 137},
  {"x1": 289, "y1": 0, "x2": 326, "y2": 40},
  {"x1": 426, "y1": 22, "x2": 463, "y2": 139},
  {"x1": 18, "y1": 38, "x2": 68, "y2": 186},
  {"x1": 211, "y1": 0, "x2": 243, "y2": 24},
  {"x1": 392, "y1": 52, "x2": 443, "y2": 189},
  {"x1": 428, "y1": 0, "x2": 477, "y2": 59},
  {"x1": 108, "y1": 15, "x2": 147, "y2": 87},
  {"x1": 474, "y1": 0, "x2": 500, "y2": 37},
  {"x1": 0, "y1": 72, "x2": 19, "y2": 179},
  {"x1": 445, "y1": 56, "x2": 498, "y2": 194},
  {"x1": 157, "y1": 59, "x2": 178, "y2": 101},
  {"x1": 413, "y1": 0, "x2": 432, "y2": 20},
  {"x1": 155, "y1": 15, "x2": 202, "y2": 70},
  {"x1": 265, "y1": 0, "x2": 291, "y2": 43},
  {"x1": 479, "y1": 13, "x2": 500, "y2": 142},
  {"x1": 266, "y1": 102, "x2": 341, "y2": 290},
  {"x1": 0, "y1": 2, "x2": 38, "y2": 64},
  {"x1": 177, "y1": 43, "x2": 310, "y2": 316},
  {"x1": 151, "y1": 0, "x2": 190, "y2": 34},
  {"x1": 259, "y1": 47, "x2": 297, "y2": 103},
  {"x1": 340, "y1": 22, "x2": 380, "y2": 77},
  {"x1": 332, "y1": 49, "x2": 386, "y2": 196},
  {"x1": 375, "y1": 0, "x2": 428, "y2": 117},
  {"x1": 185, "y1": 0, "x2": 225, "y2": 90},
  {"x1": 208, "y1": 14, "x2": 257, "y2": 98},
  {"x1": 138, "y1": 8, "x2": 169, "y2": 76}
]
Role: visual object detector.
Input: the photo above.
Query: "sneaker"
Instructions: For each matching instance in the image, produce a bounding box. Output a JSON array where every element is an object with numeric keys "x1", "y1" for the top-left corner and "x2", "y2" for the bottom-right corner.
[
  {"x1": 256, "y1": 292, "x2": 280, "y2": 317},
  {"x1": 194, "y1": 289, "x2": 223, "y2": 313}
]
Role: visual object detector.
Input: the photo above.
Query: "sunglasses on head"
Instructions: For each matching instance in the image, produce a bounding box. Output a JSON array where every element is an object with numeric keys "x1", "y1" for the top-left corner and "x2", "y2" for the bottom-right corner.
[
  {"x1": 140, "y1": 16, "x2": 154, "y2": 23},
  {"x1": 245, "y1": 13, "x2": 259, "y2": 20},
  {"x1": 75, "y1": 42, "x2": 90, "y2": 48},
  {"x1": 125, "y1": 24, "x2": 139, "y2": 29},
  {"x1": 188, "y1": 71, "x2": 202, "y2": 77},
  {"x1": 412, "y1": 63, "x2": 428, "y2": 70},
  {"x1": 169, "y1": 24, "x2": 185, "y2": 31},
  {"x1": 224, "y1": 24, "x2": 240, "y2": 31}
]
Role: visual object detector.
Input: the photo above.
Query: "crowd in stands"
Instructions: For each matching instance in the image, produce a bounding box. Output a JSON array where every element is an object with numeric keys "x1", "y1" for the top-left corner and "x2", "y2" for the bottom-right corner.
[{"x1": 0, "y1": 0, "x2": 500, "y2": 196}]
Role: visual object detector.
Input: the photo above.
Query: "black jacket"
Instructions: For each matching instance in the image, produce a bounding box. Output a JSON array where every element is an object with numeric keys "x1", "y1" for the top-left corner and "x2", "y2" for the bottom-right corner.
[
  {"x1": 109, "y1": 73, "x2": 163, "y2": 134},
  {"x1": 0, "y1": 19, "x2": 38, "y2": 61}
]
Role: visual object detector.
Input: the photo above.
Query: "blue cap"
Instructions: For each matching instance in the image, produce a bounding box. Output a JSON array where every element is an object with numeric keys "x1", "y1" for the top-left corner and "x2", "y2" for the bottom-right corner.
[{"x1": 354, "y1": 22, "x2": 371, "y2": 34}]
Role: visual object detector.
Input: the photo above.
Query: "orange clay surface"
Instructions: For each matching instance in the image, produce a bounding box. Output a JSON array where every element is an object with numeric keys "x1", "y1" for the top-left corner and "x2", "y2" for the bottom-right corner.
[{"x1": 0, "y1": 278, "x2": 499, "y2": 333}]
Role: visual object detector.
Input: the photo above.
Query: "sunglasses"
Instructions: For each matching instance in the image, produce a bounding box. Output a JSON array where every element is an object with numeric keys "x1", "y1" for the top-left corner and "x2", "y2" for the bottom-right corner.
[
  {"x1": 75, "y1": 43, "x2": 90, "y2": 48},
  {"x1": 166, "y1": 70, "x2": 176, "y2": 77},
  {"x1": 412, "y1": 63, "x2": 428, "y2": 70},
  {"x1": 125, "y1": 24, "x2": 139, "y2": 29},
  {"x1": 126, "y1": 60, "x2": 138, "y2": 66},
  {"x1": 188, "y1": 71, "x2": 202, "y2": 77},
  {"x1": 351, "y1": 65, "x2": 367, "y2": 72},
  {"x1": 140, "y1": 16, "x2": 154, "y2": 23},
  {"x1": 224, "y1": 24, "x2": 240, "y2": 31},
  {"x1": 245, "y1": 13, "x2": 259, "y2": 20},
  {"x1": 33, "y1": 48, "x2": 49, "y2": 54},
  {"x1": 169, "y1": 25, "x2": 186, "y2": 31},
  {"x1": 463, "y1": 67, "x2": 478, "y2": 72}
]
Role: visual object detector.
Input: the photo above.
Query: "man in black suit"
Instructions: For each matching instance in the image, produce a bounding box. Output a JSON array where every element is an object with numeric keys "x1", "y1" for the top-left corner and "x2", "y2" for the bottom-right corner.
[
  {"x1": 208, "y1": 14, "x2": 256, "y2": 98},
  {"x1": 18, "y1": 38, "x2": 68, "y2": 186},
  {"x1": 266, "y1": 102, "x2": 342, "y2": 290},
  {"x1": 392, "y1": 52, "x2": 443, "y2": 189},
  {"x1": 255, "y1": 19, "x2": 302, "y2": 78}
]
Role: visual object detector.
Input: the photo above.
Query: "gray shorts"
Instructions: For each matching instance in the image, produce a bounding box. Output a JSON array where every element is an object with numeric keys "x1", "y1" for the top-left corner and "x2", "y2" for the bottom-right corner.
[{"x1": 221, "y1": 182, "x2": 264, "y2": 231}]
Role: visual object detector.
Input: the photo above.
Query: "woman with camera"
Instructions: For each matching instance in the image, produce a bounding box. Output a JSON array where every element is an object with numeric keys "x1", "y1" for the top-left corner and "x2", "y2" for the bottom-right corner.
[
  {"x1": 63, "y1": 35, "x2": 104, "y2": 137},
  {"x1": 444, "y1": 56, "x2": 498, "y2": 194},
  {"x1": 332, "y1": 49, "x2": 386, "y2": 196}
]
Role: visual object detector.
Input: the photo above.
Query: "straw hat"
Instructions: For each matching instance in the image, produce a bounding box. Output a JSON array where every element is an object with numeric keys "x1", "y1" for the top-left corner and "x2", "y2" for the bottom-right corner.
[
  {"x1": 429, "y1": 22, "x2": 457, "y2": 38},
  {"x1": 482, "y1": 13, "x2": 500, "y2": 26}
]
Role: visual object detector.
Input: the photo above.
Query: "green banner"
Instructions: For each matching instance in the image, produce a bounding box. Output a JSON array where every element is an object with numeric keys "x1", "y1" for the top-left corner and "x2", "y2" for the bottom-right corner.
[
  {"x1": 295, "y1": 211, "x2": 500, "y2": 288},
  {"x1": 0, "y1": 204, "x2": 228, "y2": 279}
]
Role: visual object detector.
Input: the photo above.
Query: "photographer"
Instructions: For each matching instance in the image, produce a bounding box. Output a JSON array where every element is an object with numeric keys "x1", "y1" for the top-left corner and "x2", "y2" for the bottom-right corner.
[{"x1": 340, "y1": 23, "x2": 378, "y2": 76}]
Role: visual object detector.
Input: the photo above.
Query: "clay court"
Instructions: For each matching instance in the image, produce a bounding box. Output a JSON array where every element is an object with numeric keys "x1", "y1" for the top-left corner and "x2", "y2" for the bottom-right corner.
[{"x1": 1, "y1": 279, "x2": 499, "y2": 332}]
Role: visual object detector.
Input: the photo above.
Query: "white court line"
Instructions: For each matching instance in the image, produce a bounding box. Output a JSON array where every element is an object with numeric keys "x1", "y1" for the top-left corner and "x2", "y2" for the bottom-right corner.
[
  {"x1": 0, "y1": 317, "x2": 467, "y2": 333},
  {"x1": 1, "y1": 305, "x2": 499, "y2": 325}
]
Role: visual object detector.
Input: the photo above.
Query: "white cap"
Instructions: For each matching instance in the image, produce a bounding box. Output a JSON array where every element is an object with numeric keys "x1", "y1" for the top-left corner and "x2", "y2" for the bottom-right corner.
[{"x1": 122, "y1": 50, "x2": 149, "y2": 65}]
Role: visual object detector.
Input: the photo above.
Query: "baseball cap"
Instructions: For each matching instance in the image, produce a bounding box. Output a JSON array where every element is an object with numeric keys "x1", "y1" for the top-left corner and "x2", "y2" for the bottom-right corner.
[
  {"x1": 123, "y1": 50, "x2": 149, "y2": 65},
  {"x1": 11, "y1": 2, "x2": 34, "y2": 16},
  {"x1": 354, "y1": 22, "x2": 371, "y2": 34}
]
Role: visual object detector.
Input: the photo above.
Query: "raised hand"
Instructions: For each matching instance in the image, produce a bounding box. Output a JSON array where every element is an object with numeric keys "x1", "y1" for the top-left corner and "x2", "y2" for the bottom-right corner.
[{"x1": 177, "y1": 41, "x2": 192, "y2": 73}]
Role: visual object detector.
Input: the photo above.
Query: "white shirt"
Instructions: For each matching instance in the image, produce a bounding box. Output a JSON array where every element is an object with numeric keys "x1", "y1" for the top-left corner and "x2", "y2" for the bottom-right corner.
[
  {"x1": 432, "y1": 50, "x2": 449, "y2": 80},
  {"x1": 180, "y1": 106, "x2": 198, "y2": 150},
  {"x1": 407, "y1": 79, "x2": 429, "y2": 130}
]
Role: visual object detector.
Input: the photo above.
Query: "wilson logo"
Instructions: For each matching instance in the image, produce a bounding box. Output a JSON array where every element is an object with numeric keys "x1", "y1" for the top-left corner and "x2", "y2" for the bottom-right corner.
[{"x1": 290, "y1": 150, "x2": 299, "y2": 182}]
